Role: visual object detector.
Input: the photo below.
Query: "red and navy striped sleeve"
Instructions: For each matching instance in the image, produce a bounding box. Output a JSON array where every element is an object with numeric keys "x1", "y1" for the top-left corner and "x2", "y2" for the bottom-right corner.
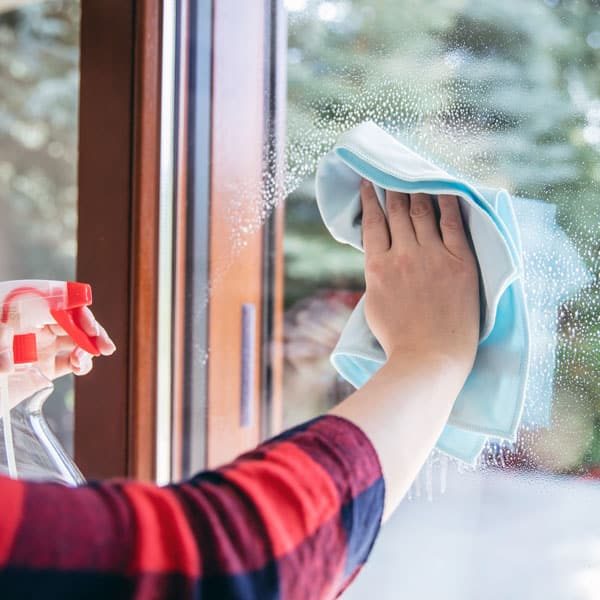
[{"x1": 0, "y1": 415, "x2": 384, "y2": 599}]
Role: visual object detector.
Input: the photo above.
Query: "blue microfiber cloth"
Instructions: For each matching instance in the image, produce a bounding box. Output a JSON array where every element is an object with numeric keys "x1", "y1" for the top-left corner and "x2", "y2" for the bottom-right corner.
[{"x1": 315, "y1": 121, "x2": 531, "y2": 464}]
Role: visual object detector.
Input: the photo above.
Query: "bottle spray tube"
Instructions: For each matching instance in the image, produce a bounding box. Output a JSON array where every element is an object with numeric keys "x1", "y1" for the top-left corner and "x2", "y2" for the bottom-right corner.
[{"x1": 0, "y1": 366, "x2": 16, "y2": 477}]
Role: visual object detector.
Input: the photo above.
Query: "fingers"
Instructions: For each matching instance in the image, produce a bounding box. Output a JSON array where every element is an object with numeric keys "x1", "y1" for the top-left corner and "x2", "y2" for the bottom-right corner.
[
  {"x1": 54, "y1": 354, "x2": 73, "y2": 379},
  {"x1": 74, "y1": 307, "x2": 116, "y2": 355},
  {"x1": 409, "y1": 193, "x2": 441, "y2": 246},
  {"x1": 48, "y1": 324, "x2": 67, "y2": 337},
  {"x1": 77, "y1": 306, "x2": 100, "y2": 337},
  {"x1": 54, "y1": 348, "x2": 94, "y2": 379},
  {"x1": 361, "y1": 179, "x2": 390, "y2": 254},
  {"x1": 2, "y1": 308, "x2": 115, "y2": 382},
  {"x1": 52, "y1": 307, "x2": 114, "y2": 378},
  {"x1": 95, "y1": 323, "x2": 116, "y2": 355},
  {"x1": 439, "y1": 195, "x2": 471, "y2": 258},
  {"x1": 38, "y1": 326, "x2": 77, "y2": 354},
  {"x1": 49, "y1": 308, "x2": 116, "y2": 356},
  {"x1": 362, "y1": 185, "x2": 463, "y2": 255},
  {"x1": 56, "y1": 335, "x2": 77, "y2": 353},
  {"x1": 70, "y1": 348, "x2": 94, "y2": 376},
  {"x1": 386, "y1": 190, "x2": 416, "y2": 249}
]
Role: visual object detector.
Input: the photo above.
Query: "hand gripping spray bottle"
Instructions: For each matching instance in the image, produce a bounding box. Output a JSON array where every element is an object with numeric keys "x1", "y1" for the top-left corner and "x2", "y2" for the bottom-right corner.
[{"x1": 0, "y1": 280, "x2": 100, "y2": 485}]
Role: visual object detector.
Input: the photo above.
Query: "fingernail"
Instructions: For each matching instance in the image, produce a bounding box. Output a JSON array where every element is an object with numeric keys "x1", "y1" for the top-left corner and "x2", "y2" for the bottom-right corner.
[
  {"x1": 410, "y1": 196, "x2": 431, "y2": 216},
  {"x1": 75, "y1": 358, "x2": 93, "y2": 376}
]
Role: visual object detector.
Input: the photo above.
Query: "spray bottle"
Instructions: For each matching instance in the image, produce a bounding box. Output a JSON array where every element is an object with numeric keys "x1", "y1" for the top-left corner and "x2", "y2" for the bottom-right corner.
[{"x1": 0, "y1": 280, "x2": 100, "y2": 485}]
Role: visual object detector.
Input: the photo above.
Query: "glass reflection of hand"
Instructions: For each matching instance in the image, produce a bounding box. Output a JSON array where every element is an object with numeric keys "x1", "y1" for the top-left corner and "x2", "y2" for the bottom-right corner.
[
  {"x1": 284, "y1": 291, "x2": 356, "y2": 370},
  {"x1": 283, "y1": 290, "x2": 360, "y2": 427},
  {"x1": 0, "y1": 307, "x2": 116, "y2": 409}
]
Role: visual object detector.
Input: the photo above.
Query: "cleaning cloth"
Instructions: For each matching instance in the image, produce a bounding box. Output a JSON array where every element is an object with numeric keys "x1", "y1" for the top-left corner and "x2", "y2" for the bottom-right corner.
[{"x1": 316, "y1": 121, "x2": 530, "y2": 464}]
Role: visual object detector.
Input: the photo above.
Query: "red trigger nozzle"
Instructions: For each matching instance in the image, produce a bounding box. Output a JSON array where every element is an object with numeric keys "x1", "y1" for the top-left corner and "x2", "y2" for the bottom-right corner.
[
  {"x1": 50, "y1": 307, "x2": 100, "y2": 357},
  {"x1": 66, "y1": 282, "x2": 93, "y2": 308},
  {"x1": 51, "y1": 281, "x2": 99, "y2": 356}
]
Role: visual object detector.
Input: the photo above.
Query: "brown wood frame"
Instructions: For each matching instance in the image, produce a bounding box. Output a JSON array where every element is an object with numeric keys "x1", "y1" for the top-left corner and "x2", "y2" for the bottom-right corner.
[
  {"x1": 76, "y1": 0, "x2": 162, "y2": 480},
  {"x1": 76, "y1": 0, "x2": 285, "y2": 479},
  {"x1": 171, "y1": 0, "x2": 190, "y2": 482},
  {"x1": 205, "y1": 0, "x2": 268, "y2": 467},
  {"x1": 205, "y1": 0, "x2": 285, "y2": 468}
]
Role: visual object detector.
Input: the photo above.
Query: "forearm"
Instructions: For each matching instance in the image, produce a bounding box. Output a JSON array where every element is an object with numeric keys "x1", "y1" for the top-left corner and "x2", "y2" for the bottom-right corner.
[
  {"x1": 0, "y1": 416, "x2": 384, "y2": 599},
  {"x1": 330, "y1": 352, "x2": 467, "y2": 521}
]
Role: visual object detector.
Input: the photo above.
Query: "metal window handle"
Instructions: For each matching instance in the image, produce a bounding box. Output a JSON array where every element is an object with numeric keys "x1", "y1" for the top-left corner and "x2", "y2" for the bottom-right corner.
[{"x1": 240, "y1": 303, "x2": 256, "y2": 427}]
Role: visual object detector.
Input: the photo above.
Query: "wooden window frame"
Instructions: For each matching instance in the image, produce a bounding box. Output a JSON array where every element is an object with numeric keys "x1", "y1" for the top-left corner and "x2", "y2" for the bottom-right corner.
[
  {"x1": 76, "y1": 0, "x2": 285, "y2": 480},
  {"x1": 76, "y1": 0, "x2": 161, "y2": 480}
]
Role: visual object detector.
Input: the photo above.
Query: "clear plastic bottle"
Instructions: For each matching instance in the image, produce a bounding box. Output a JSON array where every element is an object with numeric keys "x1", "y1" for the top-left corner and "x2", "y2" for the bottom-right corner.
[
  {"x1": 0, "y1": 367, "x2": 84, "y2": 485},
  {"x1": 0, "y1": 280, "x2": 100, "y2": 486}
]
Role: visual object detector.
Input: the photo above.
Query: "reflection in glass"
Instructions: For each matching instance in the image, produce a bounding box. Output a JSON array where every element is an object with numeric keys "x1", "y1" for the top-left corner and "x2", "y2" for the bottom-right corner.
[
  {"x1": 0, "y1": 1, "x2": 79, "y2": 454},
  {"x1": 283, "y1": 1, "x2": 600, "y2": 598}
]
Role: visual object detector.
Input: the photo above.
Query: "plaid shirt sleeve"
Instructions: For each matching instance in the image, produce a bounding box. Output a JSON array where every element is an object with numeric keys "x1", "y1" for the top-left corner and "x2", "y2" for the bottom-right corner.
[{"x1": 0, "y1": 415, "x2": 384, "y2": 600}]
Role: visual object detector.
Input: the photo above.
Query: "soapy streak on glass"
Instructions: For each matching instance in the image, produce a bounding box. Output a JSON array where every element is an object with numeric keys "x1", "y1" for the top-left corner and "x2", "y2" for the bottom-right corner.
[{"x1": 282, "y1": 0, "x2": 600, "y2": 458}]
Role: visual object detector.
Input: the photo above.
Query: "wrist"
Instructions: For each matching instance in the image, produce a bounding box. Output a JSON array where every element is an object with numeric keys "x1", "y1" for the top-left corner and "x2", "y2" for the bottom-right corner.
[{"x1": 385, "y1": 349, "x2": 472, "y2": 385}]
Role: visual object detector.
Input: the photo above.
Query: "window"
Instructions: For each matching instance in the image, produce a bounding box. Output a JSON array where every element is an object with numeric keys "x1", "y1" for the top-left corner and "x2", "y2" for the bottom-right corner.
[
  {"x1": 6, "y1": 1, "x2": 595, "y2": 595},
  {"x1": 168, "y1": 8, "x2": 600, "y2": 597},
  {"x1": 282, "y1": 1, "x2": 600, "y2": 598},
  {"x1": 74, "y1": 0, "x2": 284, "y2": 482},
  {"x1": 0, "y1": 0, "x2": 80, "y2": 455}
]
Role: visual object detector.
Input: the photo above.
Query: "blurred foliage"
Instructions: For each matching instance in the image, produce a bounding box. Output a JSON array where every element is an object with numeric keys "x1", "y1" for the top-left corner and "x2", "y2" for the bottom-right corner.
[
  {"x1": 285, "y1": 0, "x2": 600, "y2": 469},
  {"x1": 0, "y1": 0, "x2": 79, "y2": 280}
]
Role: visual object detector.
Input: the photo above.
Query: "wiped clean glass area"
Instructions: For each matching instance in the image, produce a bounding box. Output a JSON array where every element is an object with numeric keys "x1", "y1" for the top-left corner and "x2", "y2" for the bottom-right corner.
[
  {"x1": 0, "y1": 1, "x2": 79, "y2": 454},
  {"x1": 282, "y1": 1, "x2": 600, "y2": 598}
]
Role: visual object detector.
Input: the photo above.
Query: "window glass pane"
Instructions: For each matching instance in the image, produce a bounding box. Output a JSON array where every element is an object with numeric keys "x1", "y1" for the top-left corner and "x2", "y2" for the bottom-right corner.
[
  {"x1": 283, "y1": 1, "x2": 600, "y2": 597},
  {"x1": 0, "y1": 1, "x2": 79, "y2": 455}
]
